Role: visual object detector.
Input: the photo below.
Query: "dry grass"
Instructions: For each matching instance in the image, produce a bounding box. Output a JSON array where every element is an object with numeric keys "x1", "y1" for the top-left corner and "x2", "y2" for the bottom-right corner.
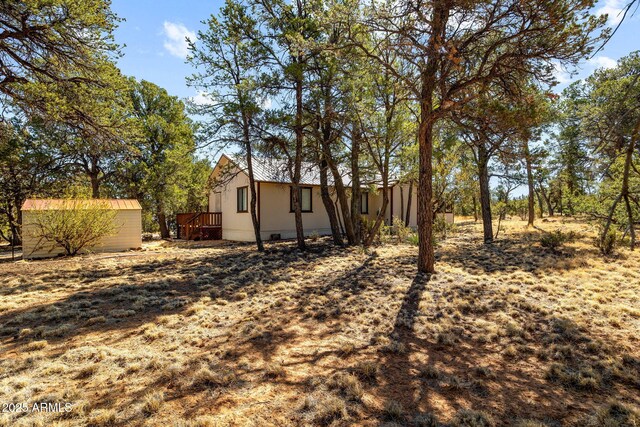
[{"x1": 0, "y1": 217, "x2": 638, "y2": 426}]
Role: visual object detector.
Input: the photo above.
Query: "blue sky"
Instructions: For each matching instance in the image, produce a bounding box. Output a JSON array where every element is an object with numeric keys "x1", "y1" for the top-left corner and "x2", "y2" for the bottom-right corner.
[{"x1": 111, "y1": 0, "x2": 640, "y2": 105}]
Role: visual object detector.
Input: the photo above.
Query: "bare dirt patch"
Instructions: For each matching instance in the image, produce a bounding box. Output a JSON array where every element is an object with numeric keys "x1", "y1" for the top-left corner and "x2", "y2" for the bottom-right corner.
[{"x1": 0, "y1": 218, "x2": 638, "y2": 426}]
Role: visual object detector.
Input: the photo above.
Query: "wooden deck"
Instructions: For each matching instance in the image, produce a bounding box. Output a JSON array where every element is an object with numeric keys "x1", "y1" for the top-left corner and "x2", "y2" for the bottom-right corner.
[{"x1": 176, "y1": 212, "x2": 222, "y2": 240}]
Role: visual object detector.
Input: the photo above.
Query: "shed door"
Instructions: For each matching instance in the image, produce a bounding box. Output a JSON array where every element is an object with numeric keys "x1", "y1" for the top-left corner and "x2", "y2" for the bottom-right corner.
[{"x1": 213, "y1": 192, "x2": 222, "y2": 212}]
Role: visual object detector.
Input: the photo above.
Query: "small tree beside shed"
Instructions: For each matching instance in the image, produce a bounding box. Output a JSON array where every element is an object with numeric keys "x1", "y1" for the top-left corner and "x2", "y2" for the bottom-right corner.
[{"x1": 21, "y1": 199, "x2": 142, "y2": 258}]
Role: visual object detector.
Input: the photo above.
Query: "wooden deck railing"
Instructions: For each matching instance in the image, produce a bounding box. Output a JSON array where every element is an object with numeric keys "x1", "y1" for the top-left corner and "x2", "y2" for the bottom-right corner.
[{"x1": 176, "y1": 212, "x2": 222, "y2": 240}]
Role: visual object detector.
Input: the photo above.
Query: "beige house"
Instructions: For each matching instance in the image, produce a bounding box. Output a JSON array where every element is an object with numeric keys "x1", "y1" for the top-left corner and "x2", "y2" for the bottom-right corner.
[
  {"x1": 209, "y1": 154, "x2": 453, "y2": 242},
  {"x1": 21, "y1": 199, "x2": 142, "y2": 259}
]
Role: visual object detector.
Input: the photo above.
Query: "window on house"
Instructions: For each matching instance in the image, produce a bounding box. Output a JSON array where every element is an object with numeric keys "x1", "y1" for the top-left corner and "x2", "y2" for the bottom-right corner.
[
  {"x1": 361, "y1": 192, "x2": 369, "y2": 214},
  {"x1": 290, "y1": 187, "x2": 312, "y2": 212},
  {"x1": 237, "y1": 186, "x2": 248, "y2": 212}
]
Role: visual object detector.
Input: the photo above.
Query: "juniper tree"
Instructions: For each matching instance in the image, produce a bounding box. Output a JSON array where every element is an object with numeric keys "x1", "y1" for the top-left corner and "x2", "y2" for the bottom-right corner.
[
  {"x1": 0, "y1": 0, "x2": 121, "y2": 130},
  {"x1": 580, "y1": 52, "x2": 640, "y2": 250}
]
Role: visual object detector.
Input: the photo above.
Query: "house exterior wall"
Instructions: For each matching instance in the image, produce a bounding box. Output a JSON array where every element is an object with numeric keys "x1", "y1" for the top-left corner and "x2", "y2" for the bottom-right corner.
[
  {"x1": 259, "y1": 183, "x2": 334, "y2": 240},
  {"x1": 209, "y1": 160, "x2": 453, "y2": 243},
  {"x1": 22, "y1": 209, "x2": 142, "y2": 259},
  {"x1": 214, "y1": 164, "x2": 256, "y2": 241},
  {"x1": 214, "y1": 179, "x2": 337, "y2": 241}
]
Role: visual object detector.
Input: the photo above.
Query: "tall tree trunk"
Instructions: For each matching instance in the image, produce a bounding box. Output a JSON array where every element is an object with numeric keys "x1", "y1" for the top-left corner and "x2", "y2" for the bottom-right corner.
[
  {"x1": 405, "y1": 180, "x2": 413, "y2": 227},
  {"x1": 558, "y1": 187, "x2": 564, "y2": 216},
  {"x1": 500, "y1": 194, "x2": 508, "y2": 221},
  {"x1": 416, "y1": 2, "x2": 448, "y2": 274},
  {"x1": 246, "y1": 156, "x2": 263, "y2": 252},
  {"x1": 477, "y1": 143, "x2": 493, "y2": 243},
  {"x1": 242, "y1": 110, "x2": 264, "y2": 252},
  {"x1": 314, "y1": 85, "x2": 356, "y2": 244},
  {"x1": 566, "y1": 167, "x2": 576, "y2": 215},
  {"x1": 10, "y1": 222, "x2": 21, "y2": 246},
  {"x1": 89, "y1": 173, "x2": 100, "y2": 198},
  {"x1": 335, "y1": 198, "x2": 345, "y2": 235},
  {"x1": 326, "y1": 157, "x2": 356, "y2": 244},
  {"x1": 623, "y1": 194, "x2": 635, "y2": 250},
  {"x1": 350, "y1": 121, "x2": 362, "y2": 244},
  {"x1": 88, "y1": 157, "x2": 101, "y2": 198},
  {"x1": 319, "y1": 157, "x2": 343, "y2": 245},
  {"x1": 317, "y1": 75, "x2": 343, "y2": 246},
  {"x1": 7, "y1": 200, "x2": 22, "y2": 246},
  {"x1": 157, "y1": 208, "x2": 170, "y2": 239},
  {"x1": 540, "y1": 186, "x2": 554, "y2": 216},
  {"x1": 472, "y1": 194, "x2": 478, "y2": 222},
  {"x1": 364, "y1": 181, "x2": 389, "y2": 247},
  {"x1": 619, "y1": 121, "x2": 638, "y2": 250},
  {"x1": 601, "y1": 193, "x2": 622, "y2": 249},
  {"x1": 292, "y1": 70, "x2": 306, "y2": 250},
  {"x1": 400, "y1": 185, "x2": 404, "y2": 225},
  {"x1": 535, "y1": 190, "x2": 544, "y2": 219},
  {"x1": 524, "y1": 141, "x2": 535, "y2": 226},
  {"x1": 363, "y1": 136, "x2": 391, "y2": 247},
  {"x1": 13, "y1": 197, "x2": 23, "y2": 245},
  {"x1": 417, "y1": 110, "x2": 435, "y2": 272}
]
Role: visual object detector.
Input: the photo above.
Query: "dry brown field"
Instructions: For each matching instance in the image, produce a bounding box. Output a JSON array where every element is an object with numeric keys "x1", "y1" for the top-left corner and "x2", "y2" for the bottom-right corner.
[{"x1": 0, "y1": 217, "x2": 638, "y2": 426}]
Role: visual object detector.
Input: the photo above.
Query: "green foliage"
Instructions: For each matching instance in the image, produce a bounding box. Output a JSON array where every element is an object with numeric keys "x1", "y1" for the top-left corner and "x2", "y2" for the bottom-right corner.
[
  {"x1": 1, "y1": 0, "x2": 121, "y2": 128},
  {"x1": 360, "y1": 217, "x2": 390, "y2": 245},
  {"x1": 26, "y1": 200, "x2": 119, "y2": 256},
  {"x1": 0, "y1": 111, "x2": 71, "y2": 244},
  {"x1": 540, "y1": 230, "x2": 576, "y2": 251},
  {"x1": 434, "y1": 215, "x2": 456, "y2": 239},
  {"x1": 392, "y1": 216, "x2": 411, "y2": 243},
  {"x1": 566, "y1": 52, "x2": 640, "y2": 248},
  {"x1": 407, "y1": 233, "x2": 419, "y2": 246},
  {"x1": 119, "y1": 78, "x2": 208, "y2": 235},
  {"x1": 596, "y1": 226, "x2": 619, "y2": 256}
]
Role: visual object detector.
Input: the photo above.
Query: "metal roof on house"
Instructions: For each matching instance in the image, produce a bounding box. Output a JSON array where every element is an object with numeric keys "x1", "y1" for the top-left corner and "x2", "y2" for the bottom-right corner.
[
  {"x1": 21, "y1": 199, "x2": 142, "y2": 211},
  {"x1": 215, "y1": 153, "x2": 398, "y2": 188},
  {"x1": 234, "y1": 156, "x2": 329, "y2": 186}
]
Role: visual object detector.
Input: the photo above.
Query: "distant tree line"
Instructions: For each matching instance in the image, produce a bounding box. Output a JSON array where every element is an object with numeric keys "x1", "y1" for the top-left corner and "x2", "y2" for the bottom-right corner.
[{"x1": 0, "y1": 1, "x2": 210, "y2": 245}]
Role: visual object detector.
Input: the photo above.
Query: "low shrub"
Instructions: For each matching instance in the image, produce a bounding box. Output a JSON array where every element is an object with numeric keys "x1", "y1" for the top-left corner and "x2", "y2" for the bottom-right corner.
[
  {"x1": 545, "y1": 363, "x2": 602, "y2": 391},
  {"x1": 451, "y1": 409, "x2": 495, "y2": 427},
  {"x1": 585, "y1": 400, "x2": 640, "y2": 426},
  {"x1": 328, "y1": 372, "x2": 364, "y2": 401},
  {"x1": 596, "y1": 228, "x2": 619, "y2": 255},
  {"x1": 351, "y1": 361, "x2": 379, "y2": 384},
  {"x1": 413, "y1": 412, "x2": 439, "y2": 427},
  {"x1": 393, "y1": 217, "x2": 412, "y2": 244},
  {"x1": 141, "y1": 391, "x2": 164, "y2": 416},
  {"x1": 434, "y1": 215, "x2": 456, "y2": 238},
  {"x1": 540, "y1": 230, "x2": 575, "y2": 251},
  {"x1": 382, "y1": 400, "x2": 404, "y2": 421},
  {"x1": 304, "y1": 393, "x2": 347, "y2": 426}
]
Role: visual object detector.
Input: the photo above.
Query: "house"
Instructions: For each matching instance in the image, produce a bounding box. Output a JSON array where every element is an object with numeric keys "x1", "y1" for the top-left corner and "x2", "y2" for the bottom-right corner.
[
  {"x1": 21, "y1": 199, "x2": 142, "y2": 259},
  {"x1": 207, "y1": 154, "x2": 453, "y2": 242}
]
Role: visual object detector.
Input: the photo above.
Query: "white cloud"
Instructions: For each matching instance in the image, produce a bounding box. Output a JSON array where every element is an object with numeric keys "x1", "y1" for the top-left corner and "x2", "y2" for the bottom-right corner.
[
  {"x1": 552, "y1": 61, "x2": 572, "y2": 84},
  {"x1": 261, "y1": 98, "x2": 272, "y2": 109},
  {"x1": 191, "y1": 91, "x2": 213, "y2": 106},
  {"x1": 596, "y1": 0, "x2": 625, "y2": 26},
  {"x1": 162, "y1": 21, "x2": 195, "y2": 58},
  {"x1": 588, "y1": 55, "x2": 617, "y2": 70}
]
